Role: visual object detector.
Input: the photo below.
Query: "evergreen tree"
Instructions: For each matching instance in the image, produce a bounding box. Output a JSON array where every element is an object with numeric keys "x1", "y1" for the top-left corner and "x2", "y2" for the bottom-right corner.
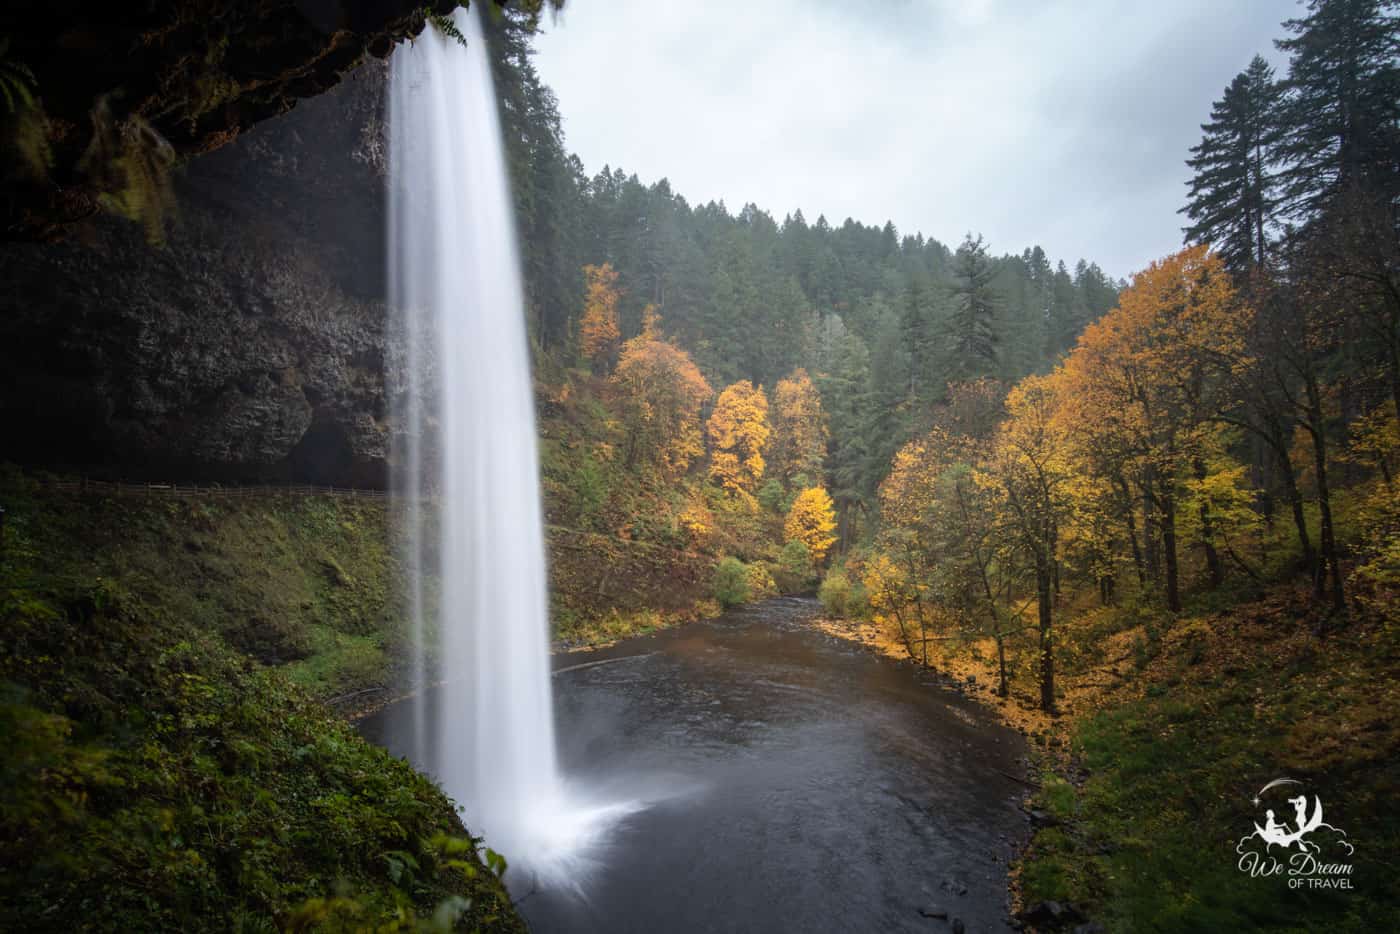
[
  {"x1": 1181, "y1": 55, "x2": 1283, "y2": 271},
  {"x1": 1044, "y1": 261, "x2": 1083, "y2": 360},
  {"x1": 818, "y1": 330, "x2": 874, "y2": 547},
  {"x1": 946, "y1": 234, "x2": 1001, "y2": 381},
  {"x1": 1274, "y1": 0, "x2": 1400, "y2": 219}
]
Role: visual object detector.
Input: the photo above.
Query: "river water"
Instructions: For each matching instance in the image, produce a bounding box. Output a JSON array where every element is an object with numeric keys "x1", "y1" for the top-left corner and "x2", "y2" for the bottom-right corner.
[{"x1": 360, "y1": 597, "x2": 1027, "y2": 932}]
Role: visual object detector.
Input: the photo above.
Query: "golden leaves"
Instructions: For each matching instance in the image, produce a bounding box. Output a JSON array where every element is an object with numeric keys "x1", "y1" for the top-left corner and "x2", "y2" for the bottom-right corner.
[
  {"x1": 611, "y1": 309, "x2": 713, "y2": 478},
  {"x1": 784, "y1": 486, "x2": 837, "y2": 563},
  {"x1": 579, "y1": 262, "x2": 621, "y2": 367},
  {"x1": 770, "y1": 368, "x2": 829, "y2": 486},
  {"x1": 707, "y1": 380, "x2": 771, "y2": 494}
]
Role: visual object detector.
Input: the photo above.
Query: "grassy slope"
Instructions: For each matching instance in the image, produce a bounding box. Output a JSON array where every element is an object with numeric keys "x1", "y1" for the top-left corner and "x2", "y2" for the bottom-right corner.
[
  {"x1": 1018, "y1": 584, "x2": 1399, "y2": 932},
  {"x1": 0, "y1": 469, "x2": 523, "y2": 932}
]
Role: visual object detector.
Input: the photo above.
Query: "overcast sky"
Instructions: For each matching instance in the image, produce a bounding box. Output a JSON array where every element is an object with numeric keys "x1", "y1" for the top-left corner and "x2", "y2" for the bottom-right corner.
[{"x1": 532, "y1": 0, "x2": 1300, "y2": 280}]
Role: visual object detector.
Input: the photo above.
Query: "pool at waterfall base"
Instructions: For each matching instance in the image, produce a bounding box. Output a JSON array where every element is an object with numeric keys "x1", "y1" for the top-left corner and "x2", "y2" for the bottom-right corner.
[{"x1": 360, "y1": 598, "x2": 1028, "y2": 933}]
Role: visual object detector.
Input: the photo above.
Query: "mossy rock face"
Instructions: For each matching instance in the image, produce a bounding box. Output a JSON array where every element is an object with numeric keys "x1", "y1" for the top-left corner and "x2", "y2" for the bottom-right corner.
[{"x1": 0, "y1": 1, "x2": 462, "y2": 241}]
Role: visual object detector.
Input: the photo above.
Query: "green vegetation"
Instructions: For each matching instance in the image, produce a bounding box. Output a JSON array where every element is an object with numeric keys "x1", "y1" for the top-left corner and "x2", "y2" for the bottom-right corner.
[
  {"x1": 0, "y1": 475, "x2": 402, "y2": 702},
  {"x1": 712, "y1": 557, "x2": 751, "y2": 608},
  {"x1": 1018, "y1": 587, "x2": 1399, "y2": 932},
  {"x1": 0, "y1": 470, "x2": 522, "y2": 930},
  {"x1": 817, "y1": 567, "x2": 866, "y2": 619}
]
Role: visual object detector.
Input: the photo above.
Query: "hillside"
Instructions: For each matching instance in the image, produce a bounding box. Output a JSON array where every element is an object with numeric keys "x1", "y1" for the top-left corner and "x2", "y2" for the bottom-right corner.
[{"x1": 0, "y1": 469, "x2": 523, "y2": 931}]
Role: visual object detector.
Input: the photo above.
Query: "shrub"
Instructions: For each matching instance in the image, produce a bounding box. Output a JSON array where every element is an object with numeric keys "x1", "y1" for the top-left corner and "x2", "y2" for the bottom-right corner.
[
  {"x1": 713, "y1": 556, "x2": 750, "y2": 608},
  {"x1": 776, "y1": 539, "x2": 814, "y2": 593},
  {"x1": 746, "y1": 561, "x2": 777, "y2": 600},
  {"x1": 819, "y1": 568, "x2": 852, "y2": 617}
]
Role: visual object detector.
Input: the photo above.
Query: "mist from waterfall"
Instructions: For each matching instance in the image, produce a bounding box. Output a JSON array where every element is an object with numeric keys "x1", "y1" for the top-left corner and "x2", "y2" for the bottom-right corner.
[{"x1": 387, "y1": 7, "x2": 628, "y2": 881}]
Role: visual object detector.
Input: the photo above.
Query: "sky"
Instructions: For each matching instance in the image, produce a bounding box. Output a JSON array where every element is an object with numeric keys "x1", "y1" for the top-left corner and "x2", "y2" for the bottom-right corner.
[{"x1": 532, "y1": 0, "x2": 1301, "y2": 280}]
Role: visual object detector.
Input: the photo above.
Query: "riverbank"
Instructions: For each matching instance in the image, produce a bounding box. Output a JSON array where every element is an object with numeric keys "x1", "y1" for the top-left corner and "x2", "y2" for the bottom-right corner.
[{"x1": 813, "y1": 585, "x2": 1400, "y2": 931}]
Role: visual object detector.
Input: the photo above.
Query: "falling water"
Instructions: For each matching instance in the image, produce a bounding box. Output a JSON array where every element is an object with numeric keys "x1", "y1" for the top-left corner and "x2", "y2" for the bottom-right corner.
[{"x1": 387, "y1": 7, "x2": 602, "y2": 876}]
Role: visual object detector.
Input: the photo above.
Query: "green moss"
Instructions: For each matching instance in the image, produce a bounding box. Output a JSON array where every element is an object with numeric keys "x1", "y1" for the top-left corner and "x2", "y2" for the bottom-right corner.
[
  {"x1": 0, "y1": 474, "x2": 400, "y2": 701},
  {"x1": 283, "y1": 629, "x2": 387, "y2": 699},
  {"x1": 0, "y1": 469, "x2": 523, "y2": 930}
]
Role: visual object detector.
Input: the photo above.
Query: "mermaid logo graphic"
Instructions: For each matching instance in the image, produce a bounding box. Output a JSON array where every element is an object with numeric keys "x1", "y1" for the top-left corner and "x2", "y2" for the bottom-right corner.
[{"x1": 1235, "y1": 778, "x2": 1355, "y2": 890}]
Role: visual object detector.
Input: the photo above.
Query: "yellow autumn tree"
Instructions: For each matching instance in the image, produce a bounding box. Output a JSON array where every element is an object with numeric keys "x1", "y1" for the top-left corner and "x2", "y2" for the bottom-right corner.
[
  {"x1": 862, "y1": 552, "x2": 924, "y2": 662},
  {"x1": 1056, "y1": 244, "x2": 1250, "y2": 611},
  {"x1": 579, "y1": 262, "x2": 621, "y2": 372},
  {"x1": 707, "y1": 380, "x2": 771, "y2": 495},
  {"x1": 770, "y1": 368, "x2": 829, "y2": 487},
  {"x1": 978, "y1": 372, "x2": 1076, "y2": 711},
  {"x1": 784, "y1": 486, "x2": 838, "y2": 563},
  {"x1": 610, "y1": 308, "x2": 713, "y2": 476}
]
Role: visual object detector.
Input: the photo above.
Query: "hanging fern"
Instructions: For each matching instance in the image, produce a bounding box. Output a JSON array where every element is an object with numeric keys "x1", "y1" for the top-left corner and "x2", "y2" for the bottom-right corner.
[
  {"x1": 423, "y1": 7, "x2": 470, "y2": 48},
  {"x1": 0, "y1": 37, "x2": 38, "y2": 115},
  {"x1": 0, "y1": 35, "x2": 51, "y2": 181},
  {"x1": 77, "y1": 96, "x2": 178, "y2": 245}
]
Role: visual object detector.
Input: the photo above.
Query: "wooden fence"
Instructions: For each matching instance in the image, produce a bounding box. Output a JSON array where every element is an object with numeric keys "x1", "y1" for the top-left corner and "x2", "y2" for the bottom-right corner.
[
  {"x1": 43, "y1": 478, "x2": 390, "y2": 499},
  {"x1": 37, "y1": 476, "x2": 706, "y2": 559}
]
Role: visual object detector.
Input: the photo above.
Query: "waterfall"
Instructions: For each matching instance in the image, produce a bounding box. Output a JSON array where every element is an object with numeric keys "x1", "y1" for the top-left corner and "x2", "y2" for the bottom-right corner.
[{"x1": 388, "y1": 6, "x2": 565, "y2": 872}]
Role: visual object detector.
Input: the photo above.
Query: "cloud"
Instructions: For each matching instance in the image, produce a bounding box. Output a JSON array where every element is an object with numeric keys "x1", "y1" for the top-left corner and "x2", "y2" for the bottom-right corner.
[{"x1": 533, "y1": 0, "x2": 1296, "y2": 279}]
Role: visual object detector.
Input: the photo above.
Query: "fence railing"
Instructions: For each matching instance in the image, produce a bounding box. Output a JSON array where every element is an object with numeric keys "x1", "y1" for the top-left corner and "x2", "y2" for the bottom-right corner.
[
  {"x1": 44, "y1": 478, "x2": 390, "y2": 499},
  {"x1": 37, "y1": 477, "x2": 706, "y2": 558}
]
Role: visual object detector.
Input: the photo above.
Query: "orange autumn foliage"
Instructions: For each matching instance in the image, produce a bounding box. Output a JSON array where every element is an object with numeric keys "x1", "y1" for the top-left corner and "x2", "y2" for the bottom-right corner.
[
  {"x1": 579, "y1": 262, "x2": 621, "y2": 370},
  {"x1": 611, "y1": 308, "x2": 713, "y2": 476}
]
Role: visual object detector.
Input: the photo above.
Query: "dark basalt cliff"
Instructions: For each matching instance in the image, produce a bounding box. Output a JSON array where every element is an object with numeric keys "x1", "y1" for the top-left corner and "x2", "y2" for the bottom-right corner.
[{"x1": 1, "y1": 62, "x2": 399, "y2": 485}]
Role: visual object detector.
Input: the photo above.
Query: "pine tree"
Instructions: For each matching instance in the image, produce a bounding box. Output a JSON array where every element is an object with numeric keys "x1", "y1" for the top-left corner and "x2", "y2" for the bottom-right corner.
[
  {"x1": 946, "y1": 234, "x2": 1000, "y2": 381},
  {"x1": 818, "y1": 330, "x2": 873, "y2": 546},
  {"x1": 1274, "y1": 0, "x2": 1400, "y2": 219},
  {"x1": 1044, "y1": 261, "x2": 1083, "y2": 360},
  {"x1": 1181, "y1": 55, "x2": 1283, "y2": 271}
]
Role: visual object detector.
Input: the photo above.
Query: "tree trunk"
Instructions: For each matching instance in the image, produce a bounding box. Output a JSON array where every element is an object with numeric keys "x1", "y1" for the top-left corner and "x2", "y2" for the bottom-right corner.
[
  {"x1": 1194, "y1": 458, "x2": 1224, "y2": 588},
  {"x1": 1099, "y1": 575, "x2": 1115, "y2": 606},
  {"x1": 1117, "y1": 475, "x2": 1146, "y2": 584},
  {"x1": 977, "y1": 560, "x2": 1009, "y2": 698},
  {"x1": 1161, "y1": 483, "x2": 1182, "y2": 613},
  {"x1": 1255, "y1": 432, "x2": 1275, "y2": 530},
  {"x1": 890, "y1": 606, "x2": 917, "y2": 662},
  {"x1": 1037, "y1": 549, "x2": 1055, "y2": 712},
  {"x1": 1270, "y1": 417, "x2": 1315, "y2": 574},
  {"x1": 1143, "y1": 476, "x2": 1161, "y2": 583},
  {"x1": 1304, "y1": 376, "x2": 1346, "y2": 613},
  {"x1": 995, "y1": 633, "x2": 1009, "y2": 698},
  {"x1": 904, "y1": 548, "x2": 929, "y2": 667},
  {"x1": 1387, "y1": 307, "x2": 1400, "y2": 424}
]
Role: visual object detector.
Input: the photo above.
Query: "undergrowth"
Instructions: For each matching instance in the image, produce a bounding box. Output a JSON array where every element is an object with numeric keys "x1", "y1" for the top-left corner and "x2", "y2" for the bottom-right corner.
[
  {"x1": 0, "y1": 468, "x2": 522, "y2": 931},
  {"x1": 1018, "y1": 587, "x2": 1400, "y2": 932}
]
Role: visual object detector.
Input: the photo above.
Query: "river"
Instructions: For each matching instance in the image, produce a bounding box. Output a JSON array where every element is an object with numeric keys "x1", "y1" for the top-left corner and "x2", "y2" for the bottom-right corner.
[{"x1": 360, "y1": 597, "x2": 1028, "y2": 932}]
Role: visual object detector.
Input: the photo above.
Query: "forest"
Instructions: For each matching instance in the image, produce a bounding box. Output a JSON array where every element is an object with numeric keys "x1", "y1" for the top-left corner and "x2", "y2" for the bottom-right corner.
[
  {"x1": 0, "y1": 0, "x2": 1396, "y2": 932},
  {"x1": 490, "y1": 3, "x2": 1400, "y2": 925}
]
